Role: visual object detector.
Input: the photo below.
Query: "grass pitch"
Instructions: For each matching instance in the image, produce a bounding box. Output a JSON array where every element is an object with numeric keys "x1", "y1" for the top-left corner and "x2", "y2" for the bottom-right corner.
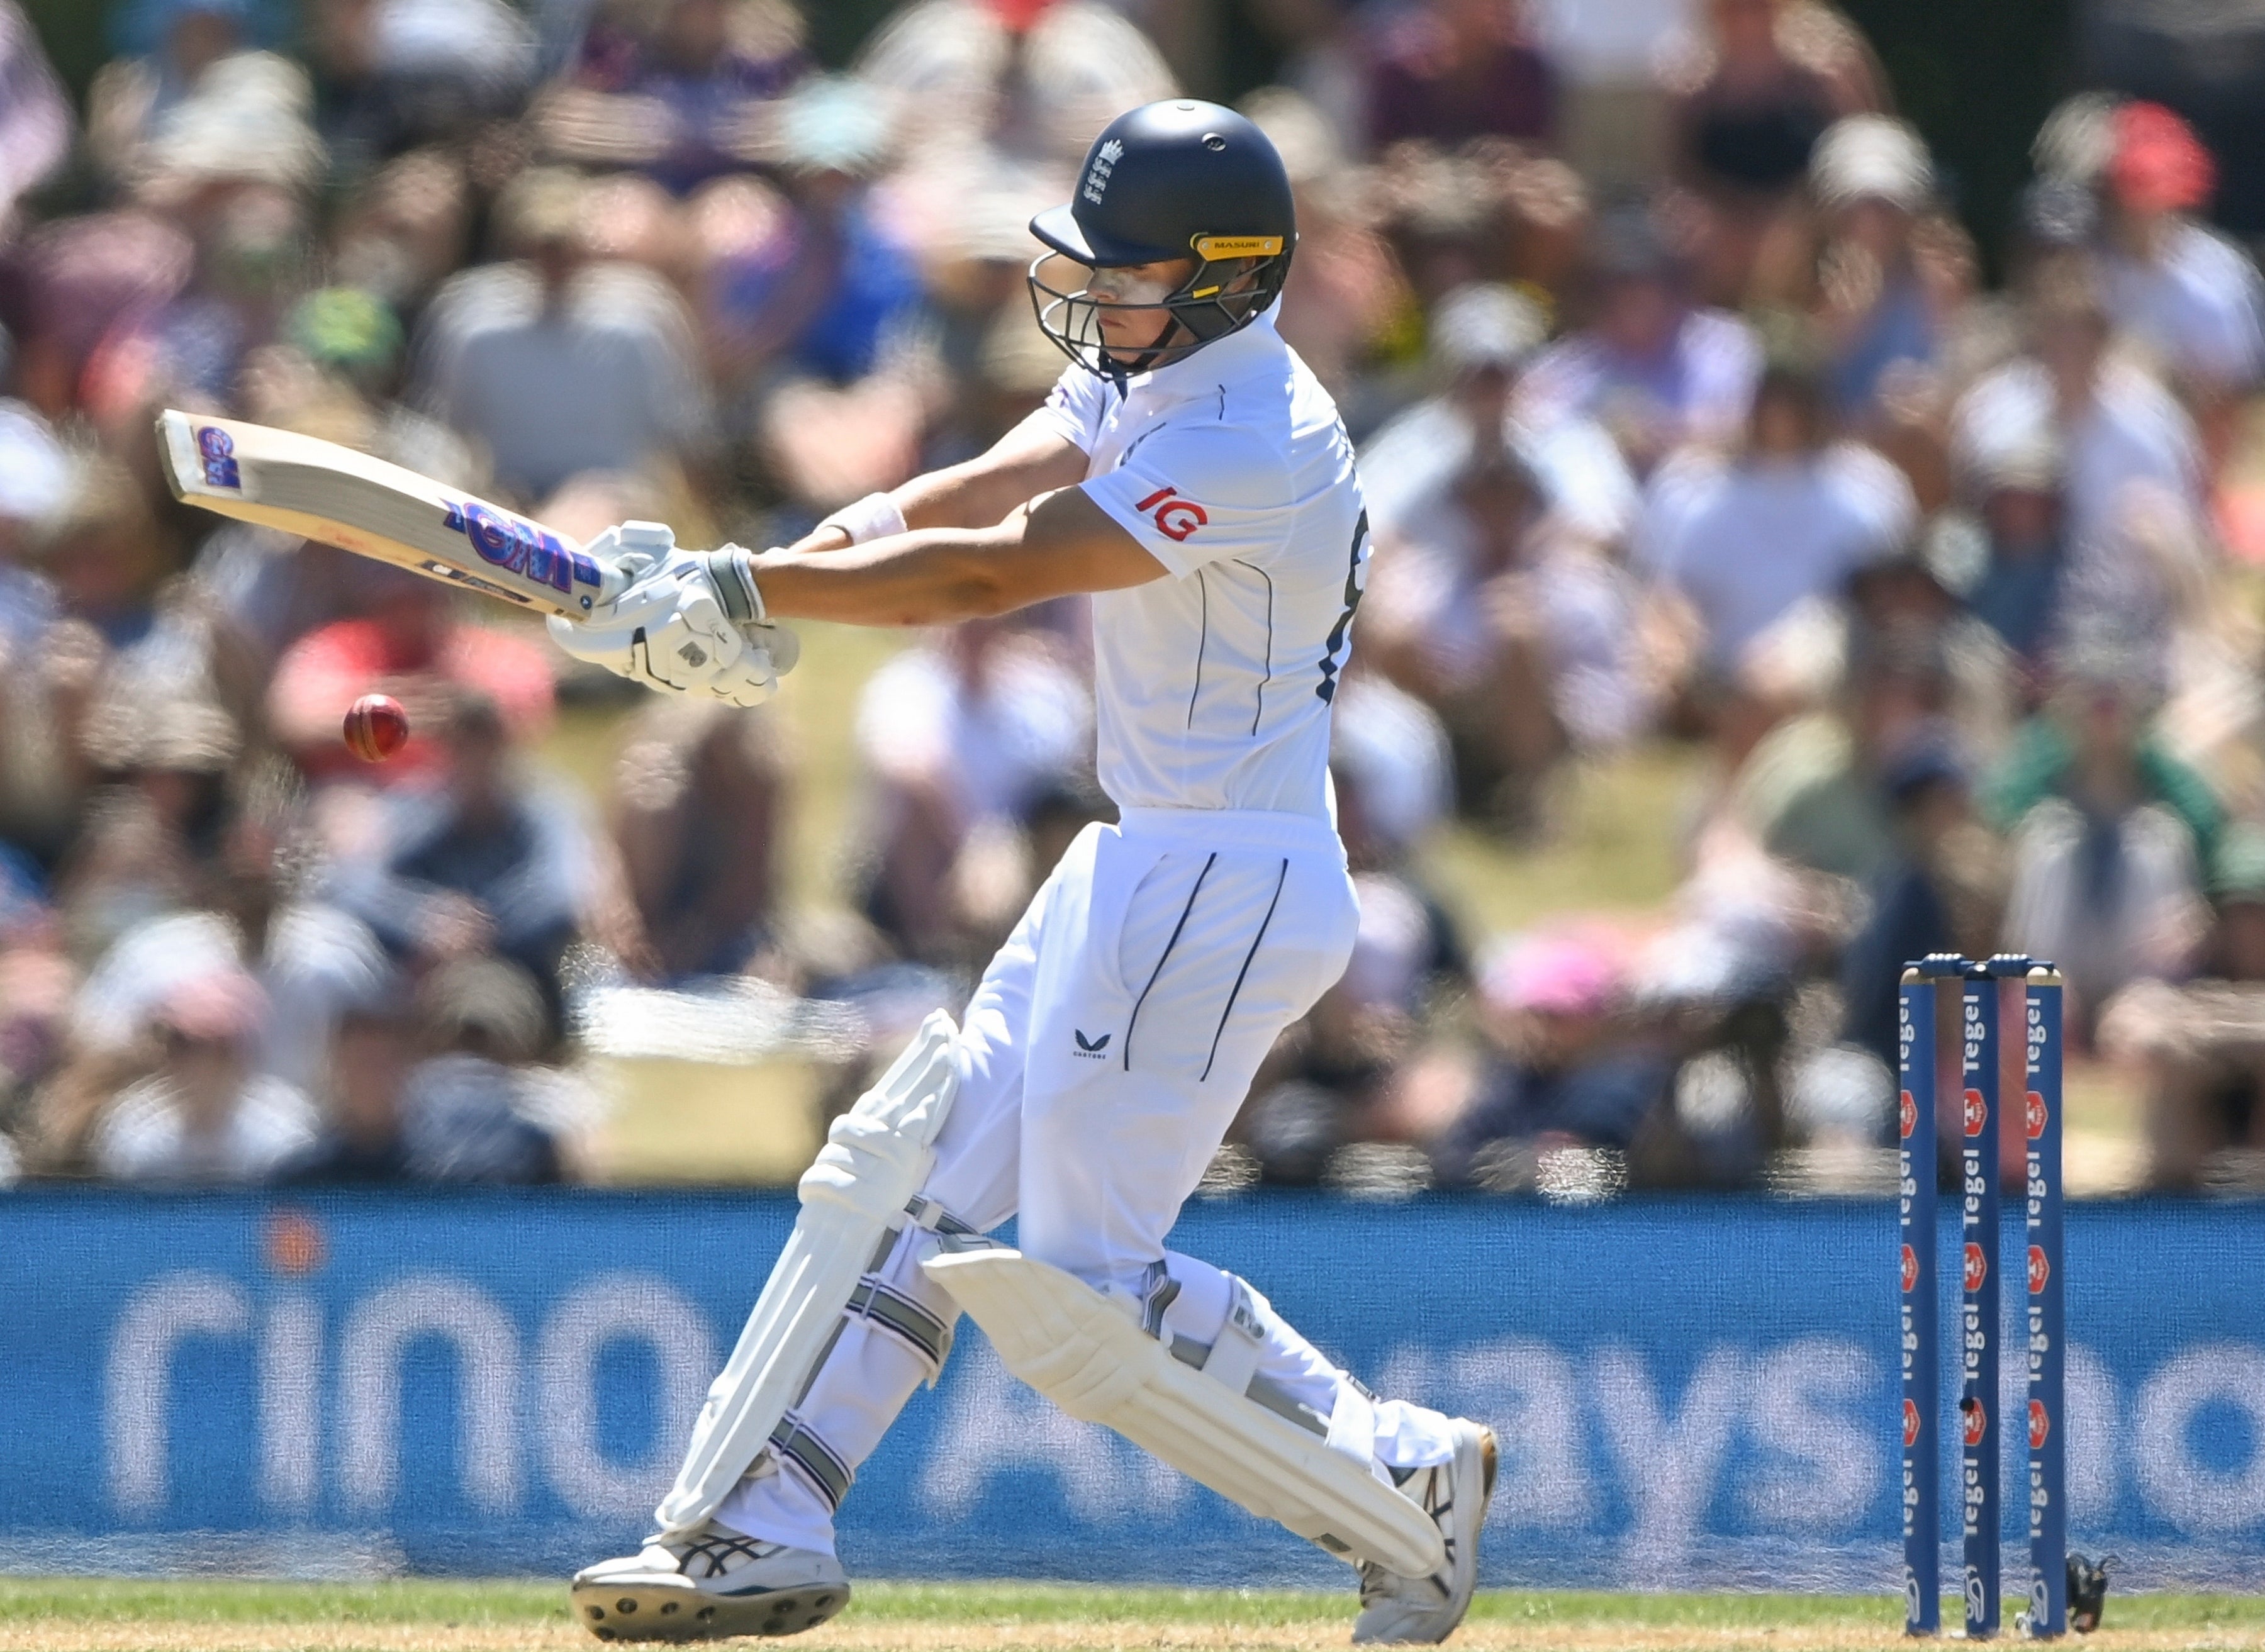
[{"x1": 3, "y1": 1580, "x2": 2264, "y2": 1652}]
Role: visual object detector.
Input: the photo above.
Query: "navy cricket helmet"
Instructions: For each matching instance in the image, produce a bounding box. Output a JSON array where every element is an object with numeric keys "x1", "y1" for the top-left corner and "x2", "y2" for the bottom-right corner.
[{"x1": 1029, "y1": 99, "x2": 1297, "y2": 376}]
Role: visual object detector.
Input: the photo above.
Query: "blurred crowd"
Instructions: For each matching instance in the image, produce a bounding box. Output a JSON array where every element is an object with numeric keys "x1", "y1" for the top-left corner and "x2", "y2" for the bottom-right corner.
[{"x1": 3, "y1": 0, "x2": 2265, "y2": 1195}]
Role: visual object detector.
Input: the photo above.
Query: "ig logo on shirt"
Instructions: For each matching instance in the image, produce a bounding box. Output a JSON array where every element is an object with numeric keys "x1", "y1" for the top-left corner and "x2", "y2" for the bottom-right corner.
[{"x1": 1133, "y1": 485, "x2": 1208, "y2": 542}]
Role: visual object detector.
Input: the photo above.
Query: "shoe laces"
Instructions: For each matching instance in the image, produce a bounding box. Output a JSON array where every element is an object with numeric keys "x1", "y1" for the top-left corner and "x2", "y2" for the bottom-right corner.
[{"x1": 669, "y1": 1528, "x2": 777, "y2": 1580}]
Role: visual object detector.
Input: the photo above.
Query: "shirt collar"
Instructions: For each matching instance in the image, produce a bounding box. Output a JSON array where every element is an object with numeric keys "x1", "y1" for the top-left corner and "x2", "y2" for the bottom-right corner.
[{"x1": 1121, "y1": 305, "x2": 1285, "y2": 405}]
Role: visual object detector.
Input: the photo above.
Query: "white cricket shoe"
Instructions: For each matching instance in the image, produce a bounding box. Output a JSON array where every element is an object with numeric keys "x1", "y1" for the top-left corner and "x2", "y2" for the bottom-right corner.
[
  {"x1": 569, "y1": 1521, "x2": 849, "y2": 1642},
  {"x1": 1351, "y1": 1419, "x2": 1497, "y2": 1644}
]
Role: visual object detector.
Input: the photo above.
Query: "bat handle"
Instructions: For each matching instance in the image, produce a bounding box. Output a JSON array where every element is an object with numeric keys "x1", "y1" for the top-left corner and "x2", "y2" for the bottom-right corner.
[
  {"x1": 579, "y1": 520, "x2": 681, "y2": 611},
  {"x1": 591, "y1": 556, "x2": 635, "y2": 607}
]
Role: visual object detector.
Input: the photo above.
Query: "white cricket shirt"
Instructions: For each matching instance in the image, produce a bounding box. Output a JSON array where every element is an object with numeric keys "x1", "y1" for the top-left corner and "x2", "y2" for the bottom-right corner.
[{"x1": 1036, "y1": 309, "x2": 1366, "y2": 820}]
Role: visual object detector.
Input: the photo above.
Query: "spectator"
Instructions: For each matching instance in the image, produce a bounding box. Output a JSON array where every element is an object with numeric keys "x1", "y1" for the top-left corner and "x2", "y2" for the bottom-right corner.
[
  {"x1": 1241, "y1": 88, "x2": 1411, "y2": 412},
  {"x1": 853, "y1": 619, "x2": 1090, "y2": 964},
  {"x1": 324, "y1": 147, "x2": 475, "y2": 316},
  {"x1": 35, "y1": 456, "x2": 179, "y2": 654},
  {"x1": 1666, "y1": 0, "x2": 1878, "y2": 303},
  {"x1": 265, "y1": 571, "x2": 554, "y2": 786},
  {"x1": 610, "y1": 698, "x2": 786, "y2": 981},
  {"x1": 1990, "y1": 636, "x2": 2215, "y2": 1025},
  {"x1": 10, "y1": 209, "x2": 194, "y2": 423},
  {"x1": 2095, "y1": 102, "x2": 2265, "y2": 405},
  {"x1": 1363, "y1": 282, "x2": 1638, "y2": 546},
  {"x1": 1835, "y1": 731, "x2": 2005, "y2": 1071},
  {"x1": 1239, "y1": 674, "x2": 1463, "y2": 1183},
  {"x1": 853, "y1": 0, "x2": 1174, "y2": 169},
  {"x1": 327, "y1": 691, "x2": 596, "y2": 1012},
  {"x1": 1733, "y1": 627, "x2": 1953, "y2": 887},
  {"x1": 51, "y1": 699, "x2": 240, "y2": 961},
  {"x1": 87, "y1": 1, "x2": 312, "y2": 193},
  {"x1": 1428, "y1": 929, "x2": 1670, "y2": 1187},
  {"x1": 0, "y1": 0, "x2": 70, "y2": 237},
  {"x1": 1950, "y1": 267, "x2": 2206, "y2": 596},
  {"x1": 2098, "y1": 824, "x2": 2265, "y2": 1190},
  {"x1": 1804, "y1": 115, "x2": 1953, "y2": 431},
  {"x1": 922, "y1": 293, "x2": 1071, "y2": 472},
  {"x1": 1362, "y1": 287, "x2": 1650, "y2": 829},
  {"x1": 0, "y1": 902, "x2": 72, "y2": 1141},
  {"x1": 733, "y1": 77, "x2": 931, "y2": 512},
  {"x1": 1527, "y1": 0, "x2": 1686, "y2": 191},
  {"x1": 397, "y1": 956, "x2": 567, "y2": 1182},
  {"x1": 1518, "y1": 207, "x2": 1762, "y2": 471},
  {"x1": 91, "y1": 970, "x2": 318, "y2": 1182},
  {"x1": 0, "y1": 405, "x2": 87, "y2": 864},
  {"x1": 538, "y1": 0, "x2": 807, "y2": 193},
  {"x1": 87, "y1": 60, "x2": 327, "y2": 418},
  {"x1": 301, "y1": 0, "x2": 535, "y2": 172},
  {"x1": 66, "y1": 808, "x2": 388, "y2": 1098},
  {"x1": 1238, "y1": 866, "x2": 1450, "y2": 1188},
  {"x1": 1363, "y1": 0, "x2": 1556, "y2": 151},
  {"x1": 0, "y1": 398, "x2": 69, "y2": 645},
  {"x1": 274, "y1": 990, "x2": 417, "y2": 1182},
  {"x1": 1637, "y1": 352, "x2": 1915, "y2": 676},
  {"x1": 1329, "y1": 669, "x2": 1456, "y2": 878},
  {"x1": 411, "y1": 166, "x2": 711, "y2": 503},
  {"x1": 1960, "y1": 433, "x2": 2071, "y2": 679}
]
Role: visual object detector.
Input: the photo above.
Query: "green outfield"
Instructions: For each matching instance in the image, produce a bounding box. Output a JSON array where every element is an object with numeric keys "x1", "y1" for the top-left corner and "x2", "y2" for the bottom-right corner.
[{"x1": 2, "y1": 1578, "x2": 2262, "y2": 1652}]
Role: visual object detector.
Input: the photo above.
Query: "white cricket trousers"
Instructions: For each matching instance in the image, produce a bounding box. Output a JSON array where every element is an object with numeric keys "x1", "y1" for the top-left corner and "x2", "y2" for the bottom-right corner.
[{"x1": 718, "y1": 806, "x2": 1461, "y2": 1554}]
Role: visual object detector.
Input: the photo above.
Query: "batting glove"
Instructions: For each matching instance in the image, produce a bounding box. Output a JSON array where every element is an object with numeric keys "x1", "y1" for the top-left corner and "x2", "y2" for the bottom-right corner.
[{"x1": 547, "y1": 522, "x2": 799, "y2": 708}]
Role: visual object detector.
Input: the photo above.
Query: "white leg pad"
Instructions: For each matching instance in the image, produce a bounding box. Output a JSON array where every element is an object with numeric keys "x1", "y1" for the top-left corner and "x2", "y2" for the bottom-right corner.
[
  {"x1": 654, "y1": 1010, "x2": 961, "y2": 1539},
  {"x1": 922, "y1": 1246, "x2": 1446, "y2": 1579}
]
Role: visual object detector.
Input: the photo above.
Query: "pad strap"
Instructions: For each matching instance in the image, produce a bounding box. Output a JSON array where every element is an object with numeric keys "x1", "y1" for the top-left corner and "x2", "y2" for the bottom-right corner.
[
  {"x1": 1324, "y1": 1373, "x2": 1382, "y2": 1472},
  {"x1": 767, "y1": 1414, "x2": 853, "y2": 1510},
  {"x1": 1200, "y1": 1278, "x2": 1267, "y2": 1396},
  {"x1": 903, "y1": 1193, "x2": 979, "y2": 1237},
  {"x1": 846, "y1": 1276, "x2": 955, "y2": 1373}
]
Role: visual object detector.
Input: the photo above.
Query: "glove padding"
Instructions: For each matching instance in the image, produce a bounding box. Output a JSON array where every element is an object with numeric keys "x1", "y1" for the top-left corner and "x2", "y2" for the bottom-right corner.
[{"x1": 546, "y1": 522, "x2": 797, "y2": 709}]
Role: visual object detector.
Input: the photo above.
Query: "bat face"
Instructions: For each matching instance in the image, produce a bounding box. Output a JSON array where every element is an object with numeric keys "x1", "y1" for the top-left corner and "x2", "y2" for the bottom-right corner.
[{"x1": 157, "y1": 410, "x2": 617, "y2": 618}]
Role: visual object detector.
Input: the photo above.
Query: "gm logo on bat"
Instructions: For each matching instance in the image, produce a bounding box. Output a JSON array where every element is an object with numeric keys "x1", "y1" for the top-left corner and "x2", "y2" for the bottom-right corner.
[
  {"x1": 442, "y1": 499, "x2": 604, "y2": 607},
  {"x1": 196, "y1": 425, "x2": 241, "y2": 489}
]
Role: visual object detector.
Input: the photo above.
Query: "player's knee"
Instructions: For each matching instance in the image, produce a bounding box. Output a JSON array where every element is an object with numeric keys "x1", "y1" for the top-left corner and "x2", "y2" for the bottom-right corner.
[{"x1": 1012, "y1": 1233, "x2": 1152, "y2": 1306}]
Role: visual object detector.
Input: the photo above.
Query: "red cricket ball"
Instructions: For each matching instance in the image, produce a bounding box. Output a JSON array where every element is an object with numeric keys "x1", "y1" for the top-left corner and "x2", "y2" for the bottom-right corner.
[{"x1": 344, "y1": 693, "x2": 410, "y2": 762}]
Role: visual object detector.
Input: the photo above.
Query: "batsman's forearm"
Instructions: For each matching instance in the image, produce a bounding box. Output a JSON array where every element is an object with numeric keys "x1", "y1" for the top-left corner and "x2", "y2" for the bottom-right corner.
[
  {"x1": 781, "y1": 462, "x2": 1053, "y2": 558},
  {"x1": 895, "y1": 462, "x2": 1043, "y2": 534},
  {"x1": 748, "y1": 529, "x2": 1024, "y2": 626}
]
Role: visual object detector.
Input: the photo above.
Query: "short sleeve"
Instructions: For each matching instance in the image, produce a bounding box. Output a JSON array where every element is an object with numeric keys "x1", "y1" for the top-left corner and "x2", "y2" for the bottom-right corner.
[
  {"x1": 2174, "y1": 229, "x2": 2265, "y2": 384},
  {"x1": 1034, "y1": 363, "x2": 1112, "y2": 451},
  {"x1": 1081, "y1": 420, "x2": 1292, "y2": 579},
  {"x1": 1631, "y1": 449, "x2": 1723, "y2": 583},
  {"x1": 1822, "y1": 442, "x2": 1918, "y2": 554}
]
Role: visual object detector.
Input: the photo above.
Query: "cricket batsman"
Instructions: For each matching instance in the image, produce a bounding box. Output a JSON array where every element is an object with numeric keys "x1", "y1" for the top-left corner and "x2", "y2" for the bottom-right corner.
[{"x1": 549, "y1": 99, "x2": 1495, "y2": 1644}]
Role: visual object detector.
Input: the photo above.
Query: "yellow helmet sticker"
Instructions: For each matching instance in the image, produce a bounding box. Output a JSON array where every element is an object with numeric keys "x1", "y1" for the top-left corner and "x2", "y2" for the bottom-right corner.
[{"x1": 1191, "y1": 235, "x2": 1285, "y2": 260}]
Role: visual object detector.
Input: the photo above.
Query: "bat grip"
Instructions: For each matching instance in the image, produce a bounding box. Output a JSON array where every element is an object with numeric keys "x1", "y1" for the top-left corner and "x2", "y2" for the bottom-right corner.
[{"x1": 591, "y1": 556, "x2": 634, "y2": 606}]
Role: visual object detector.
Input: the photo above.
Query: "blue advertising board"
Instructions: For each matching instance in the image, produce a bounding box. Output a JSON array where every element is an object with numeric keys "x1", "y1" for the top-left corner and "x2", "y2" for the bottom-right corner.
[{"x1": 1, "y1": 1191, "x2": 2261, "y2": 1592}]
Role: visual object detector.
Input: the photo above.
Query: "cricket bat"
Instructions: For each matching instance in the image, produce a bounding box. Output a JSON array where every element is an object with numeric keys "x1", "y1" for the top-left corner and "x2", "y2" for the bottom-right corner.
[{"x1": 156, "y1": 408, "x2": 624, "y2": 618}]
